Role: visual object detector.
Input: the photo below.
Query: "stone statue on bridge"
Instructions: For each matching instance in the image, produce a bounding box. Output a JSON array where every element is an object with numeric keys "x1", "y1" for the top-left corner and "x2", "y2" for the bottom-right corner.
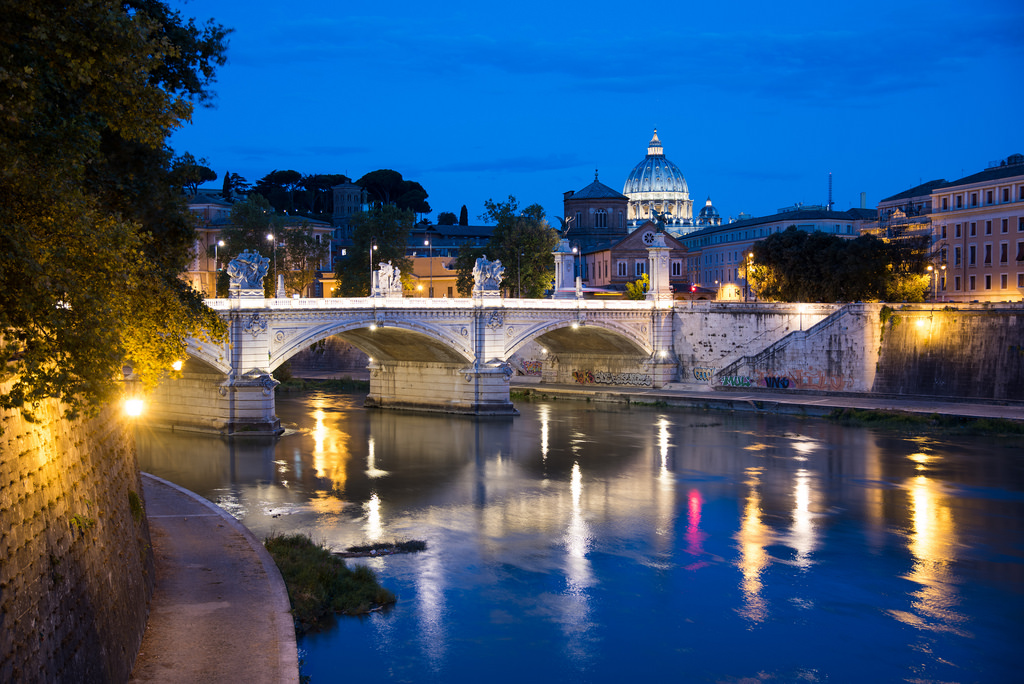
[
  {"x1": 374, "y1": 261, "x2": 402, "y2": 296},
  {"x1": 227, "y1": 250, "x2": 270, "y2": 291},
  {"x1": 472, "y1": 256, "x2": 504, "y2": 294}
]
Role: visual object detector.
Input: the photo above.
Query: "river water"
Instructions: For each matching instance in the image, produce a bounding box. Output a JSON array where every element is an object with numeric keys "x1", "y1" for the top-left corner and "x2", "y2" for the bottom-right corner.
[{"x1": 136, "y1": 391, "x2": 1024, "y2": 684}]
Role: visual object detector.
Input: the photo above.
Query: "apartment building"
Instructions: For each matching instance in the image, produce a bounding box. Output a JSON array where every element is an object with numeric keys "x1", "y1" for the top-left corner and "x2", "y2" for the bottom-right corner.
[{"x1": 929, "y1": 154, "x2": 1024, "y2": 302}]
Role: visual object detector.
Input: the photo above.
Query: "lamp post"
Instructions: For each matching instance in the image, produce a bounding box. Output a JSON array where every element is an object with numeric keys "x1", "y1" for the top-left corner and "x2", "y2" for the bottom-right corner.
[
  {"x1": 744, "y1": 252, "x2": 753, "y2": 302},
  {"x1": 213, "y1": 239, "x2": 225, "y2": 298},
  {"x1": 266, "y1": 232, "x2": 277, "y2": 296},
  {"x1": 940, "y1": 264, "x2": 946, "y2": 301},
  {"x1": 369, "y1": 238, "x2": 377, "y2": 296},
  {"x1": 927, "y1": 264, "x2": 934, "y2": 300},
  {"x1": 425, "y1": 238, "x2": 432, "y2": 298},
  {"x1": 518, "y1": 252, "x2": 523, "y2": 299}
]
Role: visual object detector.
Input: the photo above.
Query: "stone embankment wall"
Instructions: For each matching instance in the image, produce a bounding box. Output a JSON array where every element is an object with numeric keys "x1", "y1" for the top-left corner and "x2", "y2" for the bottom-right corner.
[
  {"x1": 0, "y1": 386, "x2": 153, "y2": 682},
  {"x1": 872, "y1": 304, "x2": 1023, "y2": 400}
]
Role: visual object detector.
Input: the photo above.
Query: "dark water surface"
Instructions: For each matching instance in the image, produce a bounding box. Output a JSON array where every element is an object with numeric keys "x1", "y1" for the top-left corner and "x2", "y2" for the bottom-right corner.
[{"x1": 137, "y1": 392, "x2": 1024, "y2": 683}]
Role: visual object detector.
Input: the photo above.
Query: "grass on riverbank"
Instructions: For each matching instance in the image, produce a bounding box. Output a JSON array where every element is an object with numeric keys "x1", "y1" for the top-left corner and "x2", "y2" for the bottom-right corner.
[
  {"x1": 264, "y1": 533, "x2": 395, "y2": 632},
  {"x1": 827, "y1": 409, "x2": 1024, "y2": 435},
  {"x1": 276, "y1": 377, "x2": 370, "y2": 393}
]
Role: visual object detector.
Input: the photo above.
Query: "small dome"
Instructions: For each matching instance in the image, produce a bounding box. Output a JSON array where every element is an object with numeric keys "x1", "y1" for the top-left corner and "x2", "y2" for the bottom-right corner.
[
  {"x1": 697, "y1": 197, "x2": 719, "y2": 219},
  {"x1": 623, "y1": 129, "x2": 689, "y2": 196}
]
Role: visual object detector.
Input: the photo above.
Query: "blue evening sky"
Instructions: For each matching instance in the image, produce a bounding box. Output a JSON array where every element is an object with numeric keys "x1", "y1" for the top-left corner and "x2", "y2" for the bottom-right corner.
[{"x1": 169, "y1": 0, "x2": 1023, "y2": 223}]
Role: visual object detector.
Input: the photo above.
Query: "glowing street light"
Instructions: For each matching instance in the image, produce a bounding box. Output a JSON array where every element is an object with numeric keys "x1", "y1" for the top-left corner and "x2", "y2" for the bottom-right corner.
[
  {"x1": 424, "y1": 238, "x2": 433, "y2": 298},
  {"x1": 369, "y1": 238, "x2": 378, "y2": 296}
]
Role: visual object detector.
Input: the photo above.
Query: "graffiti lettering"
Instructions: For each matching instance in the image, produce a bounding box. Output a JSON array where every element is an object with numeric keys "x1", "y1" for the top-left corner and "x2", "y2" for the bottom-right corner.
[
  {"x1": 593, "y1": 371, "x2": 653, "y2": 386},
  {"x1": 721, "y1": 375, "x2": 753, "y2": 388},
  {"x1": 572, "y1": 370, "x2": 652, "y2": 386},
  {"x1": 756, "y1": 368, "x2": 853, "y2": 392},
  {"x1": 522, "y1": 360, "x2": 543, "y2": 376},
  {"x1": 1011, "y1": 345, "x2": 1024, "y2": 357},
  {"x1": 692, "y1": 367, "x2": 715, "y2": 382},
  {"x1": 573, "y1": 370, "x2": 595, "y2": 384}
]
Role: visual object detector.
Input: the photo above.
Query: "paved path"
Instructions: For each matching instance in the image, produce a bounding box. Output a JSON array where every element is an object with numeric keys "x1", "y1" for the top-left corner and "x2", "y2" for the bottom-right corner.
[
  {"x1": 130, "y1": 474, "x2": 298, "y2": 684},
  {"x1": 511, "y1": 378, "x2": 1024, "y2": 422}
]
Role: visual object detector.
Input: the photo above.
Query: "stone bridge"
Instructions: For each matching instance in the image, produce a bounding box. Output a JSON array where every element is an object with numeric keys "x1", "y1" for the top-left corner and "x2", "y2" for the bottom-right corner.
[{"x1": 151, "y1": 293, "x2": 677, "y2": 434}]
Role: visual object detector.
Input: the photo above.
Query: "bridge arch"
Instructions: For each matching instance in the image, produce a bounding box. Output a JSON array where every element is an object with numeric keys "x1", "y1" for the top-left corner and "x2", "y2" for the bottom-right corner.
[
  {"x1": 268, "y1": 317, "x2": 475, "y2": 372},
  {"x1": 185, "y1": 338, "x2": 231, "y2": 375},
  {"x1": 505, "y1": 317, "x2": 652, "y2": 359}
]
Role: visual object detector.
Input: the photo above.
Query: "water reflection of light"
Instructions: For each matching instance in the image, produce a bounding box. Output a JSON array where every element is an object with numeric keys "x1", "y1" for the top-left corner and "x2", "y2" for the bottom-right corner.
[
  {"x1": 565, "y1": 462, "x2": 592, "y2": 585},
  {"x1": 790, "y1": 468, "x2": 817, "y2": 568},
  {"x1": 908, "y1": 452, "x2": 933, "y2": 471},
  {"x1": 312, "y1": 409, "x2": 327, "y2": 454},
  {"x1": 366, "y1": 436, "x2": 389, "y2": 478},
  {"x1": 539, "y1": 404, "x2": 550, "y2": 460},
  {"x1": 790, "y1": 436, "x2": 819, "y2": 462},
  {"x1": 685, "y1": 490, "x2": 706, "y2": 567},
  {"x1": 562, "y1": 461, "x2": 594, "y2": 663},
  {"x1": 413, "y1": 546, "x2": 448, "y2": 670},
  {"x1": 888, "y1": 475, "x2": 968, "y2": 636},
  {"x1": 735, "y1": 467, "x2": 771, "y2": 623},
  {"x1": 364, "y1": 492, "x2": 383, "y2": 541}
]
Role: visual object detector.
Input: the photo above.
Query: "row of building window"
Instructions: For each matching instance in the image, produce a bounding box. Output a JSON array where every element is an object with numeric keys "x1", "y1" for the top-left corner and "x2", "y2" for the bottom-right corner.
[
  {"x1": 939, "y1": 186, "x2": 1024, "y2": 211},
  {"x1": 944, "y1": 217, "x2": 1024, "y2": 238},
  {"x1": 949, "y1": 274, "x2": 1024, "y2": 291}
]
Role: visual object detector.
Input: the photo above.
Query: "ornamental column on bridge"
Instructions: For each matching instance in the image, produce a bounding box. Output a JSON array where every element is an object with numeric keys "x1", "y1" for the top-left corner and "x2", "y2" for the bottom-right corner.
[{"x1": 646, "y1": 232, "x2": 678, "y2": 387}]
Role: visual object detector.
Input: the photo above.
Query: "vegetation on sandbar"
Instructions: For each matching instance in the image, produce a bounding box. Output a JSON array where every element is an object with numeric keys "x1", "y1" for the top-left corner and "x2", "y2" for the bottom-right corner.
[
  {"x1": 827, "y1": 409, "x2": 1024, "y2": 436},
  {"x1": 264, "y1": 533, "x2": 395, "y2": 632}
]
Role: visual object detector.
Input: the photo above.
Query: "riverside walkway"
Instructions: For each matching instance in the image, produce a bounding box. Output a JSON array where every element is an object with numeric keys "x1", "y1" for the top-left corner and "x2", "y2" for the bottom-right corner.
[{"x1": 129, "y1": 474, "x2": 298, "y2": 684}]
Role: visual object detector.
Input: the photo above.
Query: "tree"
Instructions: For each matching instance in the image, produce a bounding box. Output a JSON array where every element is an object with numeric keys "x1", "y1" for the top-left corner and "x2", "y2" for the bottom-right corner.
[
  {"x1": 356, "y1": 169, "x2": 431, "y2": 215},
  {"x1": 626, "y1": 273, "x2": 649, "y2": 300},
  {"x1": 436, "y1": 211, "x2": 458, "y2": 226},
  {"x1": 453, "y1": 245, "x2": 486, "y2": 296},
  {"x1": 253, "y1": 169, "x2": 304, "y2": 212},
  {"x1": 333, "y1": 205, "x2": 414, "y2": 296},
  {"x1": 475, "y1": 196, "x2": 558, "y2": 298},
  {"x1": 170, "y1": 152, "x2": 217, "y2": 195},
  {"x1": 748, "y1": 227, "x2": 929, "y2": 302},
  {"x1": 280, "y1": 223, "x2": 330, "y2": 296},
  {"x1": 301, "y1": 173, "x2": 350, "y2": 216},
  {"x1": 218, "y1": 194, "x2": 281, "y2": 296},
  {"x1": 459, "y1": 205, "x2": 469, "y2": 226},
  {"x1": 0, "y1": 0, "x2": 230, "y2": 421},
  {"x1": 221, "y1": 170, "x2": 249, "y2": 200}
]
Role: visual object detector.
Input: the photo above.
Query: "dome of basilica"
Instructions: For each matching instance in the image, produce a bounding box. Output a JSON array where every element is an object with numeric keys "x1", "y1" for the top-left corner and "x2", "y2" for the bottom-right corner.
[{"x1": 622, "y1": 129, "x2": 693, "y2": 227}]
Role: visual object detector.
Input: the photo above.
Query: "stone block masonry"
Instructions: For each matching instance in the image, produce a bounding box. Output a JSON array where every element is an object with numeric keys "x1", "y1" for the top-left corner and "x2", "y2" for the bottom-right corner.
[{"x1": 0, "y1": 382, "x2": 153, "y2": 683}]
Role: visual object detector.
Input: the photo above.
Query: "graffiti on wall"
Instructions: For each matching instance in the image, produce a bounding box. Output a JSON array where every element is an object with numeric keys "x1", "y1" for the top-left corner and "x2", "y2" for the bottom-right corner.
[
  {"x1": 721, "y1": 375, "x2": 753, "y2": 388},
  {"x1": 692, "y1": 367, "x2": 715, "y2": 382},
  {"x1": 573, "y1": 370, "x2": 652, "y2": 386},
  {"x1": 522, "y1": 360, "x2": 543, "y2": 376},
  {"x1": 756, "y1": 368, "x2": 854, "y2": 391}
]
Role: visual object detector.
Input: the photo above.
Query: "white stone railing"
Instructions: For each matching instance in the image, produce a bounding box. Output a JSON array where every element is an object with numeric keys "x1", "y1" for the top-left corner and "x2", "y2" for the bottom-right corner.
[{"x1": 202, "y1": 296, "x2": 659, "y2": 312}]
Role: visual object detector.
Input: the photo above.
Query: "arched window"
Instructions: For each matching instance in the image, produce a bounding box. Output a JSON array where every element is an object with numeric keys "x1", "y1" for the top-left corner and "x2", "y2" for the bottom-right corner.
[{"x1": 595, "y1": 209, "x2": 607, "y2": 228}]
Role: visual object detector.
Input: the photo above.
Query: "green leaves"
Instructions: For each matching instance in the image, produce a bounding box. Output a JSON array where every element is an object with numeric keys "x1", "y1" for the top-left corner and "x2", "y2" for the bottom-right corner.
[{"x1": 1, "y1": 0, "x2": 229, "y2": 421}]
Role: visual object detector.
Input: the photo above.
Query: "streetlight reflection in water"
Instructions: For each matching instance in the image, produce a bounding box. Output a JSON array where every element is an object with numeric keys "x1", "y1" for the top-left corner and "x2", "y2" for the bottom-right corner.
[{"x1": 135, "y1": 392, "x2": 1024, "y2": 683}]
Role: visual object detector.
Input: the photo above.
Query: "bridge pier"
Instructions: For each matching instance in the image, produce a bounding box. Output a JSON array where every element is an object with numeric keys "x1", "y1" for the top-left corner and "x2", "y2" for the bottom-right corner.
[
  {"x1": 365, "y1": 360, "x2": 517, "y2": 416},
  {"x1": 145, "y1": 369, "x2": 282, "y2": 435}
]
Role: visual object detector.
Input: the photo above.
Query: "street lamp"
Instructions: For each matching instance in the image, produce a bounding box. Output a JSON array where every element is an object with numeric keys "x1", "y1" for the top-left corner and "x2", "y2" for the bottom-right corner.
[
  {"x1": 266, "y1": 232, "x2": 277, "y2": 296},
  {"x1": 940, "y1": 264, "x2": 947, "y2": 301},
  {"x1": 424, "y1": 238, "x2": 432, "y2": 298},
  {"x1": 744, "y1": 252, "x2": 753, "y2": 302},
  {"x1": 214, "y1": 239, "x2": 225, "y2": 269},
  {"x1": 518, "y1": 252, "x2": 524, "y2": 299},
  {"x1": 369, "y1": 238, "x2": 378, "y2": 296}
]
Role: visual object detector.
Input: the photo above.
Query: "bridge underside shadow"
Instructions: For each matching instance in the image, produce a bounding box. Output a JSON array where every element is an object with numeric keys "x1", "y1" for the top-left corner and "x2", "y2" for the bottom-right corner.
[{"x1": 338, "y1": 326, "x2": 518, "y2": 417}]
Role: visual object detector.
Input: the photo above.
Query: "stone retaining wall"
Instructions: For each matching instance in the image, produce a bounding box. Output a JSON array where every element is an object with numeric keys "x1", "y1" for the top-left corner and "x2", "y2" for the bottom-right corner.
[{"x1": 0, "y1": 386, "x2": 153, "y2": 682}]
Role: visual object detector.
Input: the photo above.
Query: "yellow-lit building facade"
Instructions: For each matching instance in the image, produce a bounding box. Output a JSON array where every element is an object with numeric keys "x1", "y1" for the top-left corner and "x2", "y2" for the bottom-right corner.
[{"x1": 928, "y1": 154, "x2": 1024, "y2": 302}]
